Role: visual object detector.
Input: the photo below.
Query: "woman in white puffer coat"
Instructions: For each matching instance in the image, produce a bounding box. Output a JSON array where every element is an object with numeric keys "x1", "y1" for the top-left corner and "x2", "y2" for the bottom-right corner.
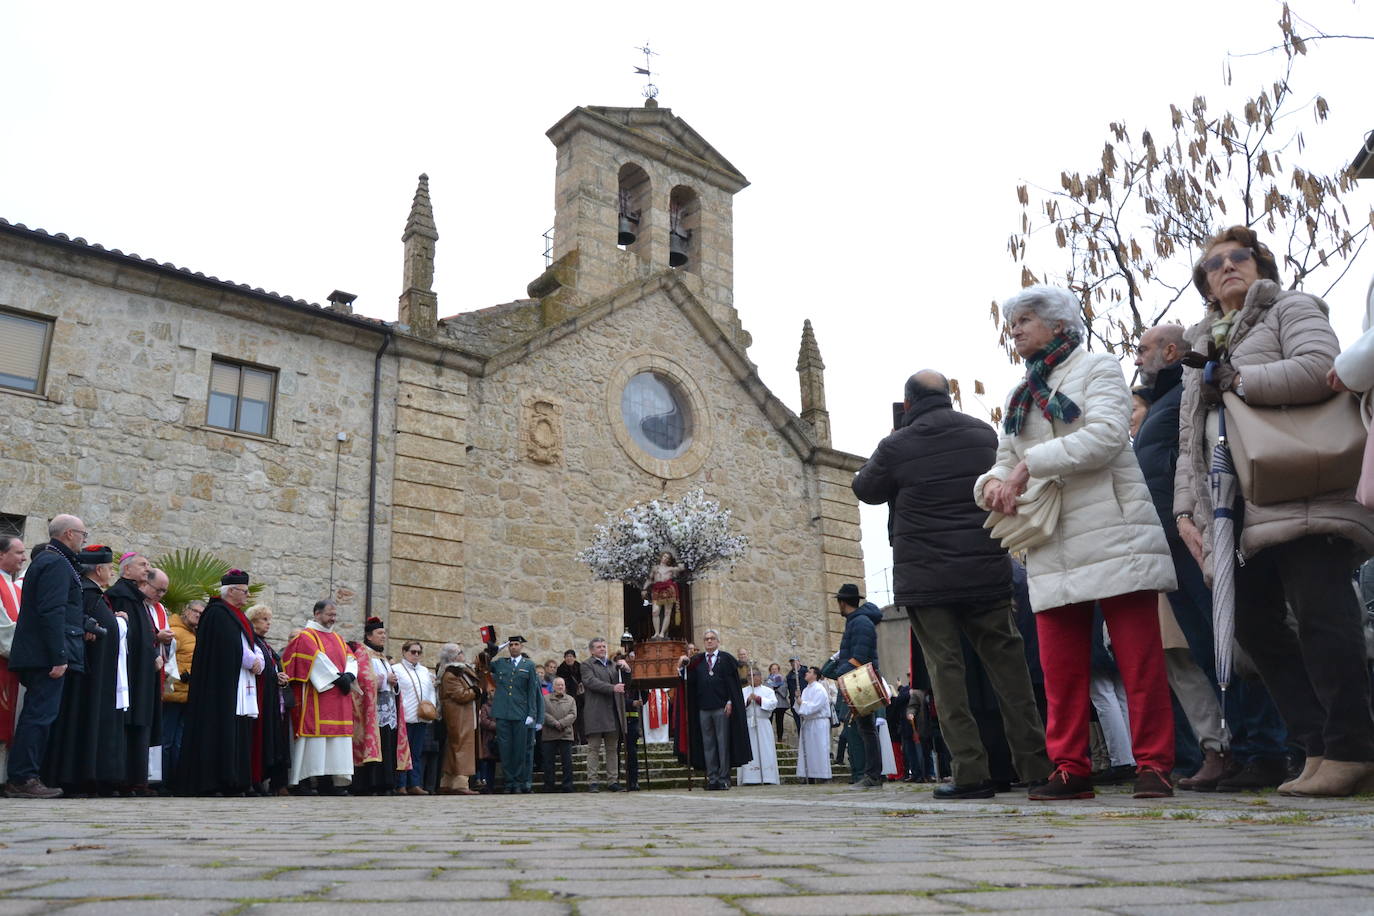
[{"x1": 976, "y1": 285, "x2": 1176, "y2": 802}]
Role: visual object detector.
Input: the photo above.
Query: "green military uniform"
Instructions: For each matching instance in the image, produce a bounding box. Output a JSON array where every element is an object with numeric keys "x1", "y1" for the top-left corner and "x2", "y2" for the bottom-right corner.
[{"x1": 490, "y1": 651, "x2": 541, "y2": 793}]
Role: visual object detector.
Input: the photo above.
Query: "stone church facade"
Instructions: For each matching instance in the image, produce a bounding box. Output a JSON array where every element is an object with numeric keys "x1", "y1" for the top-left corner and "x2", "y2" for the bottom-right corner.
[{"x1": 0, "y1": 100, "x2": 866, "y2": 661}]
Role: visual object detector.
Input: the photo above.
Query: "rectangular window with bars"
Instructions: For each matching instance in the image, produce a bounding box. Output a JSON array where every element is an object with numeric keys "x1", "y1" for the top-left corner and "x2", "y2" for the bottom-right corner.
[
  {"x1": 0, "y1": 309, "x2": 54, "y2": 394},
  {"x1": 207, "y1": 358, "x2": 276, "y2": 437},
  {"x1": 0, "y1": 514, "x2": 24, "y2": 540}
]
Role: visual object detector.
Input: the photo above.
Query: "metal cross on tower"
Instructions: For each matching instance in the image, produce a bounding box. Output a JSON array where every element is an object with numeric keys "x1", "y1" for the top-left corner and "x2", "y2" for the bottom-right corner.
[{"x1": 633, "y1": 41, "x2": 659, "y2": 100}]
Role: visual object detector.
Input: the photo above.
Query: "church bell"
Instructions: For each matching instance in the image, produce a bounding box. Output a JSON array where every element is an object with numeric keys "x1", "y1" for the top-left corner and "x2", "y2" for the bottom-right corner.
[
  {"x1": 669, "y1": 228, "x2": 690, "y2": 268},
  {"x1": 618, "y1": 211, "x2": 639, "y2": 246}
]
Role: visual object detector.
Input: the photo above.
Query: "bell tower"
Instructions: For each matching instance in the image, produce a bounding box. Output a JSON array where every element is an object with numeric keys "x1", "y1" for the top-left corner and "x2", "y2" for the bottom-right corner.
[{"x1": 534, "y1": 100, "x2": 751, "y2": 346}]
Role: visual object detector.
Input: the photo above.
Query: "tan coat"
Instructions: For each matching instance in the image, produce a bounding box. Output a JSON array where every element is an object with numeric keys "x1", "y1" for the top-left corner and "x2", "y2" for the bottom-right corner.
[
  {"x1": 165, "y1": 614, "x2": 197, "y2": 703},
  {"x1": 976, "y1": 348, "x2": 1176, "y2": 611},
  {"x1": 542, "y1": 692, "x2": 577, "y2": 742},
  {"x1": 1173, "y1": 280, "x2": 1374, "y2": 575},
  {"x1": 439, "y1": 664, "x2": 480, "y2": 778}
]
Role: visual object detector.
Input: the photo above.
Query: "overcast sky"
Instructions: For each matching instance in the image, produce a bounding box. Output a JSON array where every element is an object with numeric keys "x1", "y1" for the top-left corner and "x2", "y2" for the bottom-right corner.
[{"x1": 3, "y1": 0, "x2": 1371, "y2": 604}]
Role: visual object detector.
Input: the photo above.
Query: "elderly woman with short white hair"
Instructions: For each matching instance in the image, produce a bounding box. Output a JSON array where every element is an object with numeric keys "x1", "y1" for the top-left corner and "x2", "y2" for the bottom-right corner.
[{"x1": 976, "y1": 285, "x2": 1177, "y2": 801}]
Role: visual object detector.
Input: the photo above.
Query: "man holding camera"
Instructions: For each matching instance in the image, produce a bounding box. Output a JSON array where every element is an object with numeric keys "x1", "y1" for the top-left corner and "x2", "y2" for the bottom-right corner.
[{"x1": 853, "y1": 371, "x2": 1049, "y2": 799}]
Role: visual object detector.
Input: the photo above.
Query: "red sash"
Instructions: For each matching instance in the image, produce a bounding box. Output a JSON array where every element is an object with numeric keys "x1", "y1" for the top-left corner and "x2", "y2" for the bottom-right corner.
[
  {"x1": 647, "y1": 688, "x2": 669, "y2": 730},
  {"x1": 0, "y1": 576, "x2": 19, "y2": 623}
]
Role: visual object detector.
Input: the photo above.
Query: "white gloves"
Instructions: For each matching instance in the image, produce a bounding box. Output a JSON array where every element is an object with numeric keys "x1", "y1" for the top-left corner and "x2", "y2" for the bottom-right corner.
[{"x1": 524, "y1": 715, "x2": 534, "y2": 726}]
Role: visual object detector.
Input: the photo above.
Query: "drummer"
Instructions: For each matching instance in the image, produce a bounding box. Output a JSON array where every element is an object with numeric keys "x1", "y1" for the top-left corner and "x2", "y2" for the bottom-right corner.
[{"x1": 831, "y1": 584, "x2": 885, "y2": 790}]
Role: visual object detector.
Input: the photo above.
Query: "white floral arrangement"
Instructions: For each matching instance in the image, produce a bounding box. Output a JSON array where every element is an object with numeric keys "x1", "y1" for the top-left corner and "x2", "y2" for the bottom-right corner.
[{"x1": 577, "y1": 489, "x2": 749, "y2": 584}]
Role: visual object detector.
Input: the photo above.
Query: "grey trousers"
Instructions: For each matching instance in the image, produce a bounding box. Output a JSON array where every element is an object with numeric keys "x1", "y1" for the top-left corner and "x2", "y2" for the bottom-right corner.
[
  {"x1": 699, "y1": 707, "x2": 730, "y2": 785},
  {"x1": 908, "y1": 598, "x2": 1051, "y2": 786},
  {"x1": 1165, "y1": 647, "x2": 1225, "y2": 752},
  {"x1": 585, "y1": 731, "x2": 619, "y2": 786}
]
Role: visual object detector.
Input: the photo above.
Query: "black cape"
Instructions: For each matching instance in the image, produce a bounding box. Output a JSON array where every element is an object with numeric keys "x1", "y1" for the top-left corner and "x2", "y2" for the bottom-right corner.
[
  {"x1": 682, "y1": 650, "x2": 752, "y2": 771},
  {"x1": 176, "y1": 597, "x2": 255, "y2": 795},
  {"x1": 254, "y1": 636, "x2": 292, "y2": 789},
  {"x1": 104, "y1": 577, "x2": 163, "y2": 744},
  {"x1": 42, "y1": 579, "x2": 127, "y2": 789}
]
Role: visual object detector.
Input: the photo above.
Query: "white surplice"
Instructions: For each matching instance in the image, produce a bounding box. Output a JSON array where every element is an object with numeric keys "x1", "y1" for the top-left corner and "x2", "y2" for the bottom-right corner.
[
  {"x1": 794, "y1": 682, "x2": 832, "y2": 780},
  {"x1": 288, "y1": 620, "x2": 359, "y2": 785},
  {"x1": 737, "y1": 685, "x2": 779, "y2": 785},
  {"x1": 875, "y1": 715, "x2": 897, "y2": 777}
]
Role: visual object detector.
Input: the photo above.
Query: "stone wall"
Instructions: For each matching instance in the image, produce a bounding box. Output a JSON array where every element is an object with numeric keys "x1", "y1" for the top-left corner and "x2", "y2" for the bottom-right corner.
[
  {"x1": 0, "y1": 233, "x2": 395, "y2": 639},
  {"x1": 455, "y1": 285, "x2": 858, "y2": 667}
]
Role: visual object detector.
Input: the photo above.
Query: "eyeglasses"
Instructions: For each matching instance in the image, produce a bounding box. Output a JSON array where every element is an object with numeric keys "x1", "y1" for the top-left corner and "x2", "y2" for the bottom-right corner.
[
  {"x1": 1200, "y1": 248, "x2": 1254, "y2": 274},
  {"x1": 406, "y1": 649, "x2": 423, "y2": 656},
  {"x1": 151, "y1": 587, "x2": 167, "y2": 596}
]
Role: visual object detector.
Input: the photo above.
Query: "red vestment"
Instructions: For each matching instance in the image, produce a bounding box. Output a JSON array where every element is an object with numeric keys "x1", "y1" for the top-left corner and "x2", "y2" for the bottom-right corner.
[
  {"x1": 283, "y1": 627, "x2": 353, "y2": 738},
  {"x1": 0, "y1": 576, "x2": 20, "y2": 743}
]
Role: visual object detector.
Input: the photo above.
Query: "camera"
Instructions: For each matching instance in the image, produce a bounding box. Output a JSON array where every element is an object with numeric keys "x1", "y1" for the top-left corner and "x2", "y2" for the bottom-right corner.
[{"x1": 83, "y1": 616, "x2": 108, "y2": 638}]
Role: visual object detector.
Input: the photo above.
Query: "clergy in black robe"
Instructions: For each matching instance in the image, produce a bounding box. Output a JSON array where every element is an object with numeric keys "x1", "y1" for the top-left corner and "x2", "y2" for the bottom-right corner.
[
  {"x1": 250, "y1": 623, "x2": 292, "y2": 795},
  {"x1": 176, "y1": 571, "x2": 258, "y2": 796},
  {"x1": 43, "y1": 546, "x2": 126, "y2": 793},
  {"x1": 678, "y1": 644, "x2": 751, "y2": 788},
  {"x1": 105, "y1": 568, "x2": 162, "y2": 791}
]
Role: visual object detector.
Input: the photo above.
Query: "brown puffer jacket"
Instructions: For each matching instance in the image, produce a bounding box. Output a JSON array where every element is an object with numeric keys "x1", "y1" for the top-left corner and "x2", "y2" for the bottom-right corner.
[{"x1": 1173, "y1": 279, "x2": 1374, "y2": 576}]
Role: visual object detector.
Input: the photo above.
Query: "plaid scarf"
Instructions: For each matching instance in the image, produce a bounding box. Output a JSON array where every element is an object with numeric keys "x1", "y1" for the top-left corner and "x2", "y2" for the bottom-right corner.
[{"x1": 1003, "y1": 330, "x2": 1083, "y2": 436}]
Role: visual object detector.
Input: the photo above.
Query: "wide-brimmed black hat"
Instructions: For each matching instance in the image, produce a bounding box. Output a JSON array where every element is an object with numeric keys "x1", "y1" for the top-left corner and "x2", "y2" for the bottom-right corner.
[
  {"x1": 835, "y1": 583, "x2": 864, "y2": 601},
  {"x1": 78, "y1": 545, "x2": 113, "y2": 567},
  {"x1": 221, "y1": 569, "x2": 250, "y2": 586}
]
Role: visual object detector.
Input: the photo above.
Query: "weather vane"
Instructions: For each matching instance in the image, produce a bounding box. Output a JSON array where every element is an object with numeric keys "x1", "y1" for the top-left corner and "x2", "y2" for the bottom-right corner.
[{"x1": 633, "y1": 41, "x2": 659, "y2": 100}]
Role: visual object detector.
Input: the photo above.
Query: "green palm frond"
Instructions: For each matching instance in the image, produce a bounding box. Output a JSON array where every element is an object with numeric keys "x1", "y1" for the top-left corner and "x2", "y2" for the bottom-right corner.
[{"x1": 154, "y1": 548, "x2": 263, "y2": 613}]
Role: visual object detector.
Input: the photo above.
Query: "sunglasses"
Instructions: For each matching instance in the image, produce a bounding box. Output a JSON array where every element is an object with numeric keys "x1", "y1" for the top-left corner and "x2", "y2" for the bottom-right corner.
[{"x1": 1200, "y1": 248, "x2": 1254, "y2": 274}]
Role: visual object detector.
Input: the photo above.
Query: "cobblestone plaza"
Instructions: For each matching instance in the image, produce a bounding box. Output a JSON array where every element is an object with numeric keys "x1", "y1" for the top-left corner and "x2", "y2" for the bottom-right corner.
[{"x1": 2, "y1": 784, "x2": 1373, "y2": 914}]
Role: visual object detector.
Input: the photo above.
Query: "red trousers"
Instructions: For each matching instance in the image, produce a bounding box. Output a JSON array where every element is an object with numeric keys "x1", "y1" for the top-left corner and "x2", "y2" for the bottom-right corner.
[{"x1": 1036, "y1": 590, "x2": 1174, "y2": 777}]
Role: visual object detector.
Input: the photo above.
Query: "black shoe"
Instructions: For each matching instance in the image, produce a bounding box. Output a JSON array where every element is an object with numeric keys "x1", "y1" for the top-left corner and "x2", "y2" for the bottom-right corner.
[
  {"x1": 1216, "y1": 756, "x2": 1288, "y2": 792},
  {"x1": 1028, "y1": 768, "x2": 1095, "y2": 801},
  {"x1": 932, "y1": 779, "x2": 996, "y2": 800},
  {"x1": 589, "y1": 784, "x2": 601, "y2": 793},
  {"x1": 704, "y1": 782, "x2": 722, "y2": 791},
  {"x1": 1091, "y1": 763, "x2": 1137, "y2": 785},
  {"x1": 606, "y1": 783, "x2": 623, "y2": 792},
  {"x1": 1133, "y1": 767, "x2": 1174, "y2": 799},
  {"x1": 626, "y1": 784, "x2": 640, "y2": 791}
]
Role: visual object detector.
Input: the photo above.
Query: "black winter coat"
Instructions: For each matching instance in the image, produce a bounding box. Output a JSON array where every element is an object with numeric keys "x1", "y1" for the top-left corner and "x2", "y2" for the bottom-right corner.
[
  {"x1": 835, "y1": 601, "x2": 883, "y2": 674},
  {"x1": 852, "y1": 389, "x2": 1011, "y2": 606},
  {"x1": 1132, "y1": 363, "x2": 1184, "y2": 542},
  {"x1": 11, "y1": 540, "x2": 84, "y2": 673}
]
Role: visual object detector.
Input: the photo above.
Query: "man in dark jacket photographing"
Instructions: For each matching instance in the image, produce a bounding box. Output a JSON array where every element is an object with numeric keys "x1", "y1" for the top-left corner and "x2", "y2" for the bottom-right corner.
[{"x1": 853, "y1": 371, "x2": 1050, "y2": 799}]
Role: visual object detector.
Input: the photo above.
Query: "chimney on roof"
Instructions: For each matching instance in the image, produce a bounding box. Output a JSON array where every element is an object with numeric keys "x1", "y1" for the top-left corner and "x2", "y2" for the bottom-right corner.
[
  {"x1": 327, "y1": 290, "x2": 357, "y2": 315},
  {"x1": 398, "y1": 173, "x2": 439, "y2": 338}
]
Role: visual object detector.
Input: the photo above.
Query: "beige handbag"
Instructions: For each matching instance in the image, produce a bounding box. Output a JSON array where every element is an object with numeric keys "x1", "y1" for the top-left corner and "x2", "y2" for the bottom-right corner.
[
  {"x1": 1221, "y1": 390, "x2": 1364, "y2": 506},
  {"x1": 983, "y1": 476, "x2": 1063, "y2": 553}
]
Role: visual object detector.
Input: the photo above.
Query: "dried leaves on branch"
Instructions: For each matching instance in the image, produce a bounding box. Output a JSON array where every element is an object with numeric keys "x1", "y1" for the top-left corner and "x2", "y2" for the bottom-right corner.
[
  {"x1": 1003, "y1": 3, "x2": 1372, "y2": 362},
  {"x1": 576, "y1": 489, "x2": 749, "y2": 585}
]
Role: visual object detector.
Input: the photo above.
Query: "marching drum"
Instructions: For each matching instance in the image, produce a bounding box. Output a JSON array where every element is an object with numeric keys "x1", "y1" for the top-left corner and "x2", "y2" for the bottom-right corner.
[{"x1": 837, "y1": 662, "x2": 890, "y2": 716}]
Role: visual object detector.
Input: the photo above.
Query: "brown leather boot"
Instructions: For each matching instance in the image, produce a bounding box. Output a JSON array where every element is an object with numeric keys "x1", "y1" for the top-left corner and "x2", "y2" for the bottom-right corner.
[
  {"x1": 1178, "y1": 749, "x2": 1231, "y2": 792},
  {"x1": 1277, "y1": 755, "x2": 1323, "y2": 796},
  {"x1": 1291, "y1": 760, "x2": 1374, "y2": 798}
]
